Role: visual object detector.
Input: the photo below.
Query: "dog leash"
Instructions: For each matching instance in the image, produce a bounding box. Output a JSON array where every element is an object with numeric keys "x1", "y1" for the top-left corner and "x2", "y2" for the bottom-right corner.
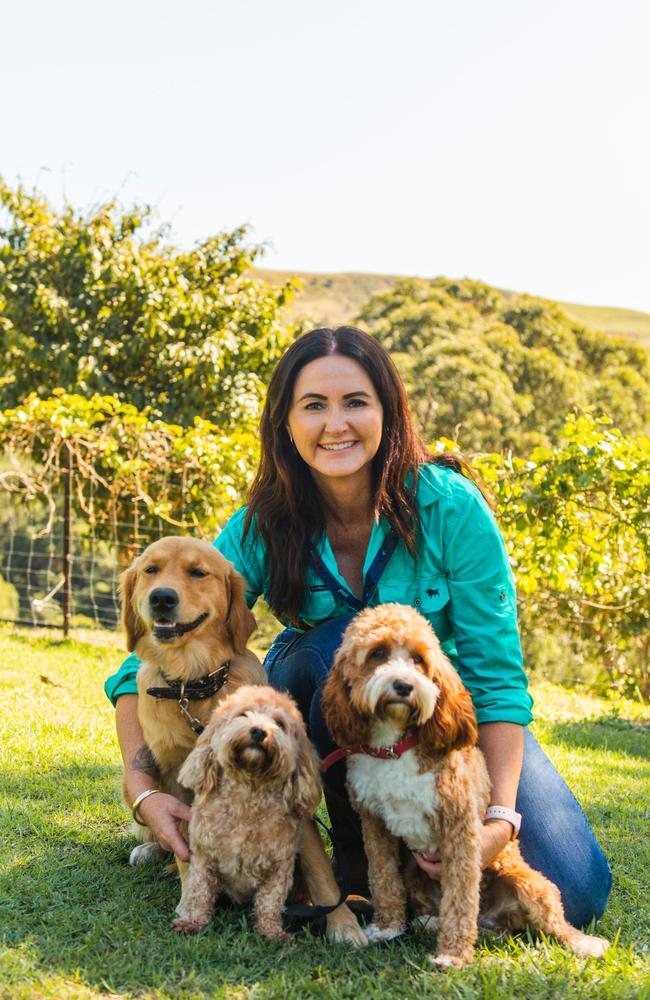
[
  {"x1": 146, "y1": 661, "x2": 231, "y2": 735},
  {"x1": 282, "y1": 816, "x2": 351, "y2": 925}
]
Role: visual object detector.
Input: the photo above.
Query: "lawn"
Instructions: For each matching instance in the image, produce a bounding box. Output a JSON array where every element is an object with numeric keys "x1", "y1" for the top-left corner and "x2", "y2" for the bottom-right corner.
[{"x1": 1, "y1": 625, "x2": 649, "y2": 1000}]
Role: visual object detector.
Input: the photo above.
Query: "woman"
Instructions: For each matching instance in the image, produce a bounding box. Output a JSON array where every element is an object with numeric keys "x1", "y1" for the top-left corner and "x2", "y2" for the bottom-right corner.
[{"x1": 106, "y1": 326, "x2": 611, "y2": 927}]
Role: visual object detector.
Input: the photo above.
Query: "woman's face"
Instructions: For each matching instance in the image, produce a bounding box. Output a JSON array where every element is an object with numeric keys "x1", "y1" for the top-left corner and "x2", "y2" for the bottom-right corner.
[{"x1": 287, "y1": 355, "x2": 383, "y2": 488}]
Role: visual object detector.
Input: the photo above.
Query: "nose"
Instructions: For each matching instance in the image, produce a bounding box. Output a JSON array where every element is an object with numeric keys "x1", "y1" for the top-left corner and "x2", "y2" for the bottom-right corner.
[
  {"x1": 393, "y1": 680, "x2": 413, "y2": 698},
  {"x1": 149, "y1": 588, "x2": 179, "y2": 614},
  {"x1": 250, "y1": 727, "x2": 267, "y2": 744},
  {"x1": 324, "y1": 405, "x2": 350, "y2": 433}
]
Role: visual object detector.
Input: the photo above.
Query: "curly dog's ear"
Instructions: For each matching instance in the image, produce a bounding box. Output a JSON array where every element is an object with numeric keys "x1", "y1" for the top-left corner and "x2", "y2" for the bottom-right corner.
[
  {"x1": 119, "y1": 561, "x2": 146, "y2": 651},
  {"x1": 419, "y1": 661, "x2": 477, "y2": 755},
  {"x1": 284, "y1": 731, "x2": 322, "y2": 818},
  {"x1": 178, "y1": 729, "x2": 221, "y2": 797},
  {"x1": 321, "y1": 649, "x2": 369, "y2": 748},
  {"x1": 226, "y1": 566, "x2": 256, "y2": 655}
]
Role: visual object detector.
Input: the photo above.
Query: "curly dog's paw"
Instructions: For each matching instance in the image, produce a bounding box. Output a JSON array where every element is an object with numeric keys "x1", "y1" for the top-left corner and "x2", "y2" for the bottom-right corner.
[
  {"x1": 171, "y1": 916, "x2": 208, "y2": 934},
  {"x1": 364, "y1": 922, "x2": 405, "y2": 943},
  {"x1": 430, "y1": 951, "x2": 471, "y2": 969}
]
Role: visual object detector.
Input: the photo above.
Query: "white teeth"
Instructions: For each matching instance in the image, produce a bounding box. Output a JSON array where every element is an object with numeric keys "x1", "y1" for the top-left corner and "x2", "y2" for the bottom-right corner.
[{"x1": 320, "y1": 441, "x2": 356, "y2": 451}]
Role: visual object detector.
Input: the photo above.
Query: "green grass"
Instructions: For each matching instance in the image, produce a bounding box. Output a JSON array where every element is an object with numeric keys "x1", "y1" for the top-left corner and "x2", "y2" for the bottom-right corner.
[{"x1": 1, "y1": 626, "x2": 649, "y2": 999}]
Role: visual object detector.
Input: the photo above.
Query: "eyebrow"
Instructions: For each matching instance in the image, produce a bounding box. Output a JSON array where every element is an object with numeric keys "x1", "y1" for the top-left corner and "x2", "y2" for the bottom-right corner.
[{"x1": 296, "y1": 390, "x2": 371, "y2": 402}]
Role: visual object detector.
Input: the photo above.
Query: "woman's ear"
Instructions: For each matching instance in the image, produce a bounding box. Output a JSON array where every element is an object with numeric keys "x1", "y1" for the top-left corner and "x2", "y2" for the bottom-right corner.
[
  {"x1": 119, "y1": 562, "x2": 145, "y2": 651},
  {"x1": 418, "y1": 664, "x2": 477, "y2": 754},
  {"x1": 226, "y1": 567, "x2": 256, "y2": 655},
  {"x1": 178, "y1": 729, "x2": 220, "y2": 796},
  {"x1": 321, "y1": 652, "x2": 369, "y2": 748}
]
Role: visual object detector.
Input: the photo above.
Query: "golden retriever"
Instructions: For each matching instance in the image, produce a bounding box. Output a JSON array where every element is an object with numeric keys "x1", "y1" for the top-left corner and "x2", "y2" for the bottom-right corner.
[
  {"x1": 120, "y1": 535, "x2": 365, "y2": 946},
  {"x1": 321, "y1": 604, "x2": 609, "y2": 967}
]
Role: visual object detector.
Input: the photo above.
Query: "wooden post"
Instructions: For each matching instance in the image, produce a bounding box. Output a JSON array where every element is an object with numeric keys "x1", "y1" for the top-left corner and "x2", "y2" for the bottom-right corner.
[{"x1": 62, "y1": 444, "x2": 73, "y2": 638}]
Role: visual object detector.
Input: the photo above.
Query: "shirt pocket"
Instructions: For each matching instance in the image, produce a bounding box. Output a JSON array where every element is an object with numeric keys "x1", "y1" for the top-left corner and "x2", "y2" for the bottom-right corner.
[{"x1": 378, "y1": 574, "x2": 450, "y2": 618}]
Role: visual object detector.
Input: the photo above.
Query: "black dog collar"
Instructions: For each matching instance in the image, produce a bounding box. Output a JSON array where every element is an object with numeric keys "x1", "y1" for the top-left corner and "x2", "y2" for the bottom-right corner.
[{"x1": 146, "y1": 661, "x2": 231, "y2": 702}]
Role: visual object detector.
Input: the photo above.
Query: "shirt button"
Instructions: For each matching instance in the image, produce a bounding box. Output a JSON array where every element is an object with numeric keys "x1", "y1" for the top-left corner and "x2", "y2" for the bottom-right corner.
[
  {"x1": 414, "y1": 598, "x2": 422, "y2": 607},
  {"x1": 499, "y1": 592, "x2": 506, "y2": 601}
]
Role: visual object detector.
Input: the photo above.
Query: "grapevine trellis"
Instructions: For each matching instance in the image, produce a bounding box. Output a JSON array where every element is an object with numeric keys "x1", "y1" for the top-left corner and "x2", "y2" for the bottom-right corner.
[{"x1": 0, "y1": 391, "x2": 258, "y2": 635}]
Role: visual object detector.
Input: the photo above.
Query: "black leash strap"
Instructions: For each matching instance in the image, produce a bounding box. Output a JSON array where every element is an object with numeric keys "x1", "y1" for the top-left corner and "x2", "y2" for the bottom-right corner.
[{"x1": 283, "y1": 816, "x2": 352, "y2": 923}]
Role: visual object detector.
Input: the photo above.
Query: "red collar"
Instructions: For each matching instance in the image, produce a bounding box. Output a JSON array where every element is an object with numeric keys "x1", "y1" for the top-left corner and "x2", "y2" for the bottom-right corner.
[{"x1": 320, "y1": 733, "x2": 418, "y2": 773}]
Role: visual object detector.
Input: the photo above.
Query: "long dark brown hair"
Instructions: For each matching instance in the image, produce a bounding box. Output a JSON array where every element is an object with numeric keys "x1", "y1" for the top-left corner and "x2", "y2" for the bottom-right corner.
[{"x1": 244, "y1": 326, "x2": 487, "y2": 626}]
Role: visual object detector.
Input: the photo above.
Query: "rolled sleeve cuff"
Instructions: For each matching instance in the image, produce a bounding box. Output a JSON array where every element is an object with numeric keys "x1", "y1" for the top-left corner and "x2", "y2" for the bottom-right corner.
[
  {"x1": 474, "y1": 699, "x2": 534, "y2": 727},
  {"x1": 104, "y1": 666, "x2": 139, "y2": 707}
]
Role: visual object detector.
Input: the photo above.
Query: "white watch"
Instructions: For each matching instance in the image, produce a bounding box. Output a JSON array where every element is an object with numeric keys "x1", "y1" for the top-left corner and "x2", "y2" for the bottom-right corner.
[{"x1": 485, "y1": 805, "x2": 521, "y2": 837}]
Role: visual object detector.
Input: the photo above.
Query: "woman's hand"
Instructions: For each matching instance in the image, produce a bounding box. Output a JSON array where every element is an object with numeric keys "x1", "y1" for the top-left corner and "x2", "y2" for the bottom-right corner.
[
  {"x1": 413, "y1": 819, "x2": 512, "y2": 880},
  {"x1": 137, "y1": 792, "x2": 192, "y2": 862}
]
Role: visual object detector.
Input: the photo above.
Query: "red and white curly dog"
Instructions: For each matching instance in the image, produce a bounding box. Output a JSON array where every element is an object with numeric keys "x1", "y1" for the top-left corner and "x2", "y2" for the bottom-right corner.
[
  {"x1": 173, "y1": 685, "x2": 326, "y2": 942},
  {"x1": 321, "y1": 604, "x2": 609, "y2": 968}
]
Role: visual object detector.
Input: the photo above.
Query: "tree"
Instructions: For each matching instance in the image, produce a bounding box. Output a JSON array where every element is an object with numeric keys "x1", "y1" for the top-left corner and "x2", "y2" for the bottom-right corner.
[
  {"x1": 358, "y1": 277, "x2": 650, "y2": 452},
  {"x1": 0, "y1": 179, "x2": 298, "y2": 429}
]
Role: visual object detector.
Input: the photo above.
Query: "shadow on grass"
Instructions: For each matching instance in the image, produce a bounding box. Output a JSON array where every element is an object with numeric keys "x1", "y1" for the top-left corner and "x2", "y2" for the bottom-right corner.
[{"x1": 540, "y1": 715, "x2": 650, "y2": 762}]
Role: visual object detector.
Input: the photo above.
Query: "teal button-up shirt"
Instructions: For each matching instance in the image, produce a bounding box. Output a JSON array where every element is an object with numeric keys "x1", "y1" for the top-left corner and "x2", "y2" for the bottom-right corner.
[{"x1": 104, "y1": 463, "x2": 533, "y2": 726}]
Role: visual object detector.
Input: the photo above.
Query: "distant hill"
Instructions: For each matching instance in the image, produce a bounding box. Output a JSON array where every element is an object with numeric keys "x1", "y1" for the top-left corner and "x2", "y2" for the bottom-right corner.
[{"x1": 255, "y1": 268, "x2": 650, "y2": 352}]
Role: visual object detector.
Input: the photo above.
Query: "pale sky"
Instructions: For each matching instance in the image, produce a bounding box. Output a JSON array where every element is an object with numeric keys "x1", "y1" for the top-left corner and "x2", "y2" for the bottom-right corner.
[{"x1": 3, "y1": 0, "x2": 650, "y2": 311}]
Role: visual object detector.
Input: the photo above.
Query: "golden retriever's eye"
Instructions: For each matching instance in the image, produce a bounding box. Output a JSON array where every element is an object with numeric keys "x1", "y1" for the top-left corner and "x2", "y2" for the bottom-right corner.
[
  {"x1": 275, "y1": 719, "x2": 287, "y2": 732},
  {"x1": 188, "y1": 567, "x2": 208, "y2": 578},
  {"x1": 144, "y1": 565, "x2": 159, "y2": 575},
  {"x1": 369, "y1": 645, "x2": 388, "y2": 661}
]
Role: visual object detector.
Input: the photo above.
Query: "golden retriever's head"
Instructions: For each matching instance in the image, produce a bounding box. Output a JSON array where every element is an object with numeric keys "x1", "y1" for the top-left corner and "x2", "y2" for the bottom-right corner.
[
  {"x1": 178, "y1": 685, "x2": 321, "y2": 816},
  {"x1": 119, "y1": 537, "x2": 256, "y2": 660},
  {"x1": 321, "y1": 604, "x2": 477, "y2": 755}
]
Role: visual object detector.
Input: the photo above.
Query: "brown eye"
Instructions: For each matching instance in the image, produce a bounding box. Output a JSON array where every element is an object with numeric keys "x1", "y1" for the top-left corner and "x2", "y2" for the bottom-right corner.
[
  {"x1": 412, "y1": 653, "x2": 424, "y2": 665},
  {"x1": 189, "y1": 567, "x2": 208, "y2": 578},
  {"x1": 275, "y1": 719, "x2": 287, "y2": 732},
  {"x1": 144, "y1": 565, "x2": 159, "y2": 575},
  {"x1": 370, "y1": 646, "x2": 387, "y2": 661}
]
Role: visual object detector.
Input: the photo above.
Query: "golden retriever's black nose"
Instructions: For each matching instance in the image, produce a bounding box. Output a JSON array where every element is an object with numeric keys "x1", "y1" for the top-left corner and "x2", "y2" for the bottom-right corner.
[
  {"x1": 249, "y1": 727, "x2": 267, "y2": 744},
  {"x1": 393, "y1": 680, "x2": 413, "y2": 697},
  {"x1": 150, "y1": 588, "x2": 179, "y2": 613}
]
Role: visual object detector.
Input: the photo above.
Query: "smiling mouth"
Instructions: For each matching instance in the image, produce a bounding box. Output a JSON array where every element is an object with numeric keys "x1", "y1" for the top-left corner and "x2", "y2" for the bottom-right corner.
[
  {"x1": 152, "y1": 612, "x2": 209, "y2": 642},
  {"x1": 319, "y1": 441, "x2": 357, "y2": 452}
]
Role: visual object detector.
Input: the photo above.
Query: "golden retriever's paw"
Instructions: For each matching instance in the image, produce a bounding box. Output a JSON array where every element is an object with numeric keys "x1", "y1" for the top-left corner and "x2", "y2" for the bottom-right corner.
[
  {"x1": 171, "y1": 916, "x2": 209, "y2": 935},
  {"x1": 325, "y1": 909, "x2": 368, "y2": 947},
  {"x1": 129, "y1": 841, "x2": 165, "y2": 867},
  {"x1": 430, "y1": 951, "x2": 471, "y2": 969},
  {"x1": 568, "y1": 933, "x2": 610, "y2": 958},
  {"x1": 364, "y1": 922, "x2": 405, "y2": 943}
]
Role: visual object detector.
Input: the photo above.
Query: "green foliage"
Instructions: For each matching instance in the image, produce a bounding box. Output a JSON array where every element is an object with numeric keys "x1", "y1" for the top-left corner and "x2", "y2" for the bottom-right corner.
[
  {"x1": 474, "y1": 415, "x2": 650, "y2": 696},
  {"x1": 0, "y1": 574, "x2": 18, "y2": 618},
  {"x1": 0, "y1": 390, "x2": 259, "y2": 547},
  {"x1": 0, "y1": 179, "x2": 298, "y2": 428},
  {"x1": 360, "y1": 278, "x2": 650, "y2": 452}
]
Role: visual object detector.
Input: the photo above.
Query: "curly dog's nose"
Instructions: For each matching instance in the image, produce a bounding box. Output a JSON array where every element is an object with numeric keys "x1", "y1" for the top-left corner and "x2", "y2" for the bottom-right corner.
[
  {"x1": 392, "y1": 680, "x2": 413, "y2": 697},
  {"x1": 249, "y1": 727, "x2": 267, "y2": 744},
  {"x1": 150, "y1": 588, "x2": 179, "y2": 613}
]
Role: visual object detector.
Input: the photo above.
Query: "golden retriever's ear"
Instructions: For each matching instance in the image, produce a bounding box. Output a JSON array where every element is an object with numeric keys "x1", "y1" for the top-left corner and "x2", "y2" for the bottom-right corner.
[
  {"x1": 178, "y1": 730, "x2": 220, "y2": 796},
  {"x1": 284, "y1": 732, "x2": 322, "y2": 817},
  {"x1": 321, "y1": 652, "x2": 369, "y2": 747},
  {"x1": 119, "y1": 563, "x2": 146, "y2": 651},
  {"x1": 419, "y1": 665, "x2": 477, "y2": 754},
  {"x1": 226, "y1": 567, "x2": 256, "y2": 655}
]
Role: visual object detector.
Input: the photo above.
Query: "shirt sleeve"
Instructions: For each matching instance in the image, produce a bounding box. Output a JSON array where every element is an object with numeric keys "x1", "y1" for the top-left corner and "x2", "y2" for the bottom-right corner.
[
  {"x1": 443, "y1": 486, "x2": 534, "y2": 726},
  {"x1": 213, "y1": 506, "x2": 265, "y2": 609},
  {"x1": 104, "y1": 651, "x2": 140, "y2": 707}
]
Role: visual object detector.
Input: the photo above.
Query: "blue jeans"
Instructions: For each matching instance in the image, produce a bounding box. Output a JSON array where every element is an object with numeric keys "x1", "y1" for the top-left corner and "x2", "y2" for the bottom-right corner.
[{"x1": 264, "y1": 615, "x2": 612, "y2": 929}]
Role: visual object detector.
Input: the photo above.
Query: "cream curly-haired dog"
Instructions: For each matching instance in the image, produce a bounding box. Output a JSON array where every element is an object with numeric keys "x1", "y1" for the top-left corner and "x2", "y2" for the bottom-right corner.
[
  {"x1": 321, "y1": 604, "x2": 609, "y2": 968},
  {"x1": 173, "y1": 685, "x2": 323, "y2": 941}
]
